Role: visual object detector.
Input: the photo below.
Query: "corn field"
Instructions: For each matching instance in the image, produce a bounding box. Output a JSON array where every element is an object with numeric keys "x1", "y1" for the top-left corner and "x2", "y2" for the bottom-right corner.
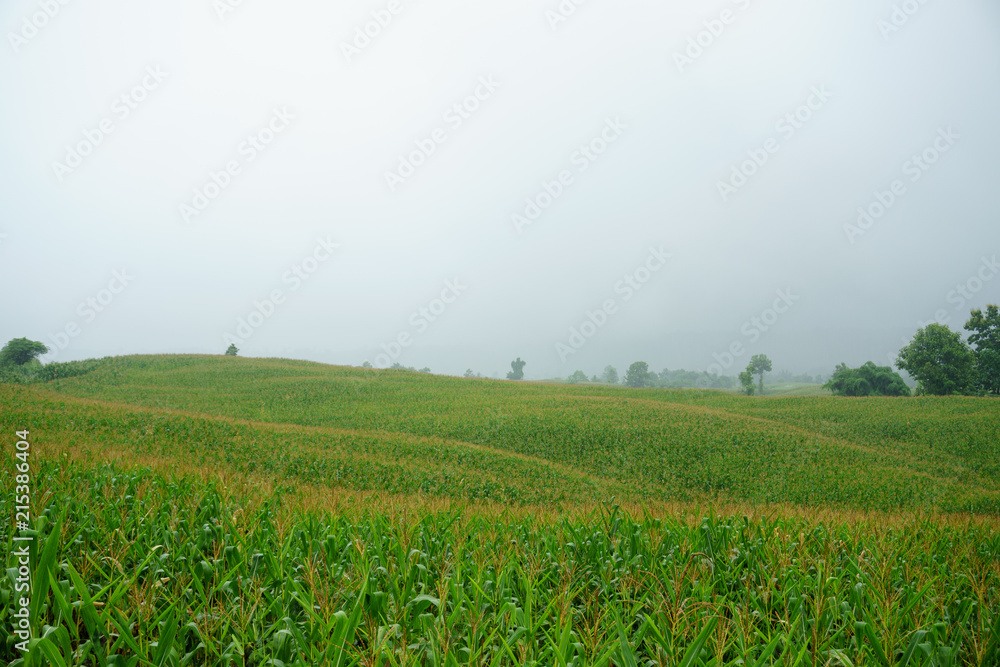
[{"x1": 1, "y1": 355, "x2": 998, "y2": 664}]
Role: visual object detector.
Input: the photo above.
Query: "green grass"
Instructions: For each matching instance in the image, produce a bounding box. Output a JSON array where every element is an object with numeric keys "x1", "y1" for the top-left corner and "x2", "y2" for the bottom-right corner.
[
  {"x1": 21, "y1": 354, "x2": 1000, "y2": 513},
  {"x1": 1, "y1": 354, "x2": 998, "y2": 665}
]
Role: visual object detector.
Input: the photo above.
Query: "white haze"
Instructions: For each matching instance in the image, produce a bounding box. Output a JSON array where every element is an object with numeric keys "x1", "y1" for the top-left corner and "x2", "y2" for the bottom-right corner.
[{"x1": 2, "y1": 0, "x2": 999, "y2": 380}]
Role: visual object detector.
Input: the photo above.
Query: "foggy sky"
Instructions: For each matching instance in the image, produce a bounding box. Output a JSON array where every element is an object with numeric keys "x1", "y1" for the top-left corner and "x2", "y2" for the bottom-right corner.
[{"x1": 2, "y1": 0, "x2": 999, "y2": 380}]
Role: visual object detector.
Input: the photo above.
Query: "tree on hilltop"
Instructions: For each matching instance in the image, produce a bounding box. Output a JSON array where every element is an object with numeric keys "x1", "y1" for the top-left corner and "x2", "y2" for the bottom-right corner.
[
  {"x1": 965, "y1": 304, "x2": 1000, "y2": 395},
  {"x1": 507, "y1": 358, "x2": 526, "y2": 380},
  {"x1": 748, "y1": 354, "x2": 772, "y2": 396},
  {"x1": 624, "y1": 361, "x2": 652, "y2": 388},
  {"x1": 896, "y1": 323, "x2": 976, "y2": 395},
  {"x1": 0, "y1": 338, "x2": 49, "y2": 367}
]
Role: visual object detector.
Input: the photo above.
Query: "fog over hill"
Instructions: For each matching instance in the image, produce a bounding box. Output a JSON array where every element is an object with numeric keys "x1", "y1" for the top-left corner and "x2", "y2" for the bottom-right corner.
[{"x1": 2, "y1": 0, "x2": 999, "y2": 380}]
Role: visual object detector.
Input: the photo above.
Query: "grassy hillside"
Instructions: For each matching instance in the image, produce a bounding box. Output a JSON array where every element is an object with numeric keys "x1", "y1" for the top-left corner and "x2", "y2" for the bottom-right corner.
[
  {"x1": 15, "y1": 354, "x2": 1000, "y2": 514},
  {"x1": 2, "y1": 355, "x2": 999, "y2": 665}
]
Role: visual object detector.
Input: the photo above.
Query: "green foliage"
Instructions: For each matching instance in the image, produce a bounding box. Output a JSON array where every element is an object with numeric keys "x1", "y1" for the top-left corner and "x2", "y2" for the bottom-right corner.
[
  {"x1": 602, "y1": 365, "x2": 619, "y2": 384},
  {"x1": 507, "y1": 357, "x2": 526, "y2": 380},
  {"x1": 0, "y1": 462, "x2": 996, "y2": 666},
  {"x1": 3, "y1": 354, "x2": 1000, "y2": 663},
  {"x1": 0, "y1": 337, "x2": 49, "y2": 366},
  {"x1": 33, "y1": 358, "x2": 110, "y2": 382},
  {"x1": 648, "y1": 368, "x2": 736, "y2": 390},
  {"x1": 738, "y1": 370, "x2": 756, "y2": 396},
  {"x1": 566, "y1": 370, "x2": 589, "y2": 384},
  {"x1": 623, "y1": 361, "x2": 652, "y2": 388},
  {"x1": 19, "y1": 354, "x2": 1000, "y2": 513},
  {"x1": 965, "y1": 304, "x2": 1000, "y2": 394},
  {"x1": 748, "y1": 354, "x2": 772, "y2": 396},
  {"x1": 975, "y1": 348, "x2": 1000, "y2": 396},
  {"x1": 0, "y1": 357, "x2": 108, "y2": 385},
  {"x1": 897, "y1": 323, "x2": 977, "y2": 395},
  {"x1": 824, "y1": 361, "x2": 910, "y2": 397},
  {"x1": 224, "y1": 343, "x2": 239, "y2": 356},
  {"x1": 0, "y1": 360, "x2": 38, "y2": 384}
]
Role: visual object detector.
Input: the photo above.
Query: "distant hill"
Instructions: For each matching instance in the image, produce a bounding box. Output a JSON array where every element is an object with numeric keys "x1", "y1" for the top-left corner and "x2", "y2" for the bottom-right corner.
[
  {"x1": 760, "y1": 382, "x2": 833, "y2": 397},
  {"x1": 3, "y1": 354, "x2": 997, "y2": 514}
]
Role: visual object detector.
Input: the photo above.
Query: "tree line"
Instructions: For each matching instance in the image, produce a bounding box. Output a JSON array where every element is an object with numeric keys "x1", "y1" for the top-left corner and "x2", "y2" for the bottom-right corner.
[
  {"x1": 536, "y1": 304, "x2": 1000, "y2": 398},
  {"x1": 893, "y1": 304, "x2": 999, "y2": 395}
]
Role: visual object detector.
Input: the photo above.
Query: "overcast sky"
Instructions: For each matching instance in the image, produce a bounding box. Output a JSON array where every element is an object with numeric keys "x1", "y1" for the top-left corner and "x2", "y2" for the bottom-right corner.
[{"x1": 2, "y1": 0, "x2": 999, "y2": 379}]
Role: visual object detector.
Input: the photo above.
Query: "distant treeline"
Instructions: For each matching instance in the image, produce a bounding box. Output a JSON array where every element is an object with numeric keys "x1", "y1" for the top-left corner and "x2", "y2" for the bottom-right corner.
[
  {"x1": 565, "y1": 366, "x2": 823, "y2": 389},
  {"x1": 652, "y1": 368, "x2": 736, "y2": 389}
]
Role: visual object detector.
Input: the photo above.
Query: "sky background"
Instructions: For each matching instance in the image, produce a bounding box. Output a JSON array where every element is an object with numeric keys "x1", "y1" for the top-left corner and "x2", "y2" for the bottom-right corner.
[{"x1": 2, "y1": 0, "x2": 999, "y2": 380}]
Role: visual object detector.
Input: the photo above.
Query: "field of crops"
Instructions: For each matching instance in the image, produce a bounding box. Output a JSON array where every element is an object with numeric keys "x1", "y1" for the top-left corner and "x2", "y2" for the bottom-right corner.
[
  {"x1": 20, "y1": 355, "x2": 1000, "y2": 513},
  {"x1": 1, "y1": 355, "x2": 999, "y2": 665}
]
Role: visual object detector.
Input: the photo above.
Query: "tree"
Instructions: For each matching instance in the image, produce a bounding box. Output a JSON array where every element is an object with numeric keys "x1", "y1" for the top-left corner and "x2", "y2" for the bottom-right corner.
[
  {"x1": 567, "y1": 370, "x2": 588, "y2": 384},
  {"x1": 507, "y1": 358, "x2": 526, "y2": 380},
  {"x1": 602, "y1": 365, "x2": 619, "y2": 385},
  {"x1": 748, "y1": 354, "x2": 772, "y2": 396},
  {"x1": 965, "y1": 304, "x2": 1000, "y2": 395},
  {"x1": 0, "y1": 338, "x2": 49, "y2": 367},
  {"x1": 419, "y1": 367, "x2": 431, "y2": 374},
  {"x1": 624, "y1": 361, "x2": 652, "y2": 388},
  {"x1": 464, "y1": 369, "x2": 475, "y2": 378},
  {"x1": 362, "y1": 361, "x2": 373, "y2": 368},
  {"x1": 738, "y1": 370, "x2": 756, "y2": 396},
  {"x1": 975, "y1": 348, "x2": 1000, "y2": 396},
  {"x1": 896, "y1": 323, "x2": 976, "y2": 395},
  {"x1": 823, "y1": 361, "x2": 910, "y2": 397},
  {"x1": 225, "y1": 344, "x2": 239, "y2": 356}
]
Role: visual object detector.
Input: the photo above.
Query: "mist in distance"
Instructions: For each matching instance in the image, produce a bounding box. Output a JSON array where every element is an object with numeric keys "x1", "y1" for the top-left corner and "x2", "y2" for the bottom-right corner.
[{"x1": 2, "y1": 0, "x2": 999, "y2": 380}]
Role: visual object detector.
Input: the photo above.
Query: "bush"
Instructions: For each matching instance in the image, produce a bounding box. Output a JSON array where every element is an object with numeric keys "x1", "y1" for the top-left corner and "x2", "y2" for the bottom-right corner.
[{"x1": 824, "y1": 361, "x2": 910, "y2": 397}]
